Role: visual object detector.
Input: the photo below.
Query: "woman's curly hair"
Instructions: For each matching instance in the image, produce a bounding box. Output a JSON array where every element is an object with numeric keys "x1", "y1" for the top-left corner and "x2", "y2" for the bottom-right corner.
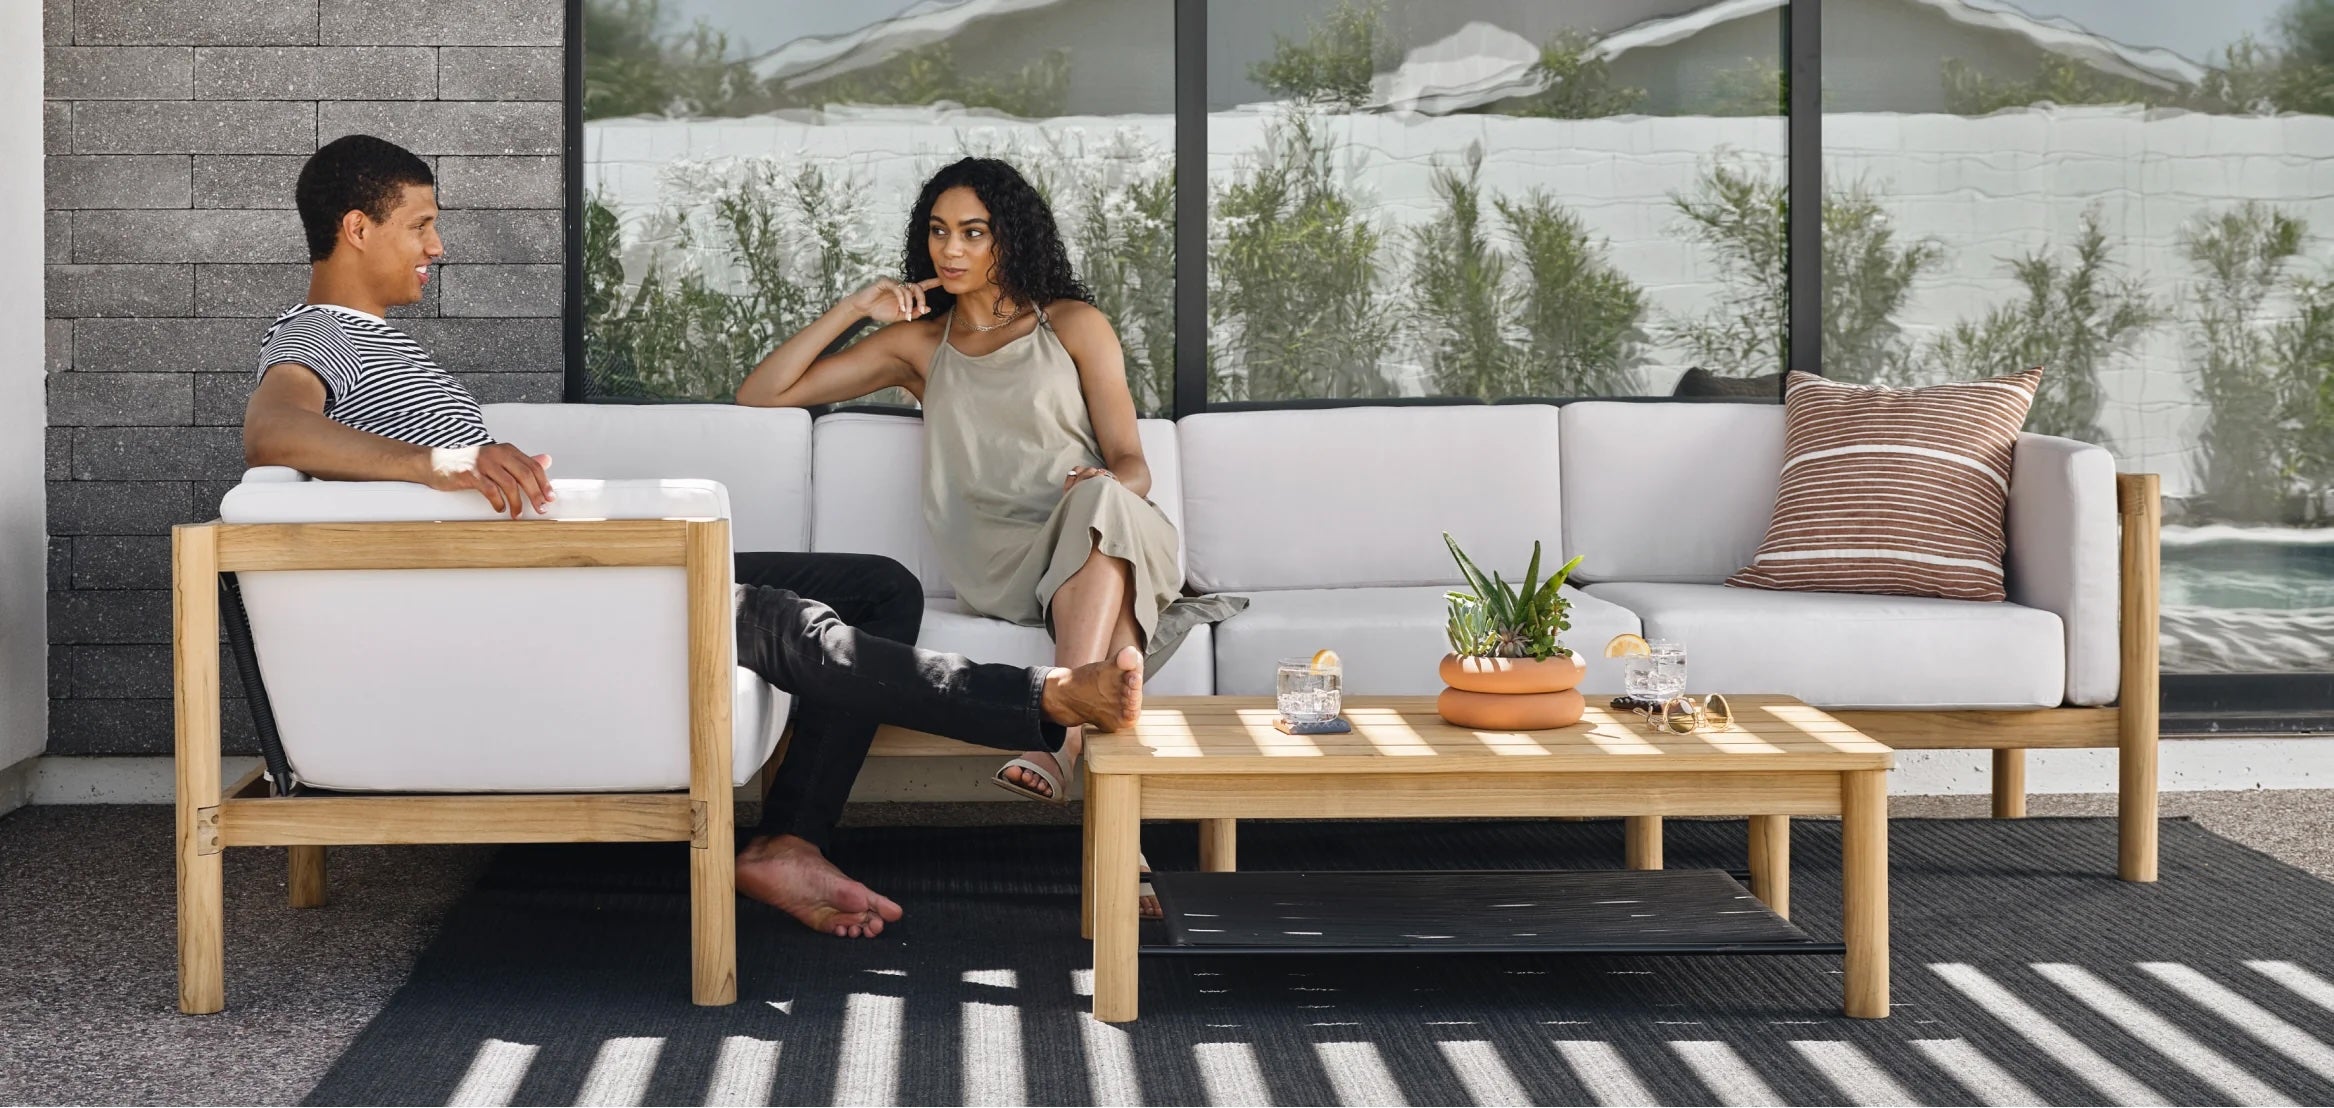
[{"x1": 903, "y1": 157, "x2": 1090, "y2": 321}]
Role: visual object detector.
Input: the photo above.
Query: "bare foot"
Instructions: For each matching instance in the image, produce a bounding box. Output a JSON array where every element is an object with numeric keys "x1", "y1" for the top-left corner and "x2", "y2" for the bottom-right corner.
[
  {"x1": 734, "y1": 834, "x2": 904, "y2": 938},
  {"x1": 1041, "y1": 645, "x2": 1143, "y2": 733}
]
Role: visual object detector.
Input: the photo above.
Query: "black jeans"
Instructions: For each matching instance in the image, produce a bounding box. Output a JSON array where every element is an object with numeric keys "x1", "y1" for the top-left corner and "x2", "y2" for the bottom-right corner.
[{"x1": 733, "y1": 552, "x2": 1064, "y2": 848}]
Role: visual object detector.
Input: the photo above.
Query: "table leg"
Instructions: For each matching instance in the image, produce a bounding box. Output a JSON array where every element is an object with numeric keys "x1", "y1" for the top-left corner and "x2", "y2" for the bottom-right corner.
[
  {"x1": 1091, "y1": 772, "x2": 1141, "y2": 1022},
  {"x1": 1841, "y1": 769, "x2": 1889, "y2": 1018},
  {"x1": 1081, "y1": 786, "x2": 1097, "y2": 941},
  {"x1": 1199, "y1": 818, "x2": 1237, "y2": 872},
  {"x1": 1748, "y1": 815, "x2": 1789, "y2": 919},
  {"x1": 1625, "y1": 816, "x2": 1663, "y2": 870}
]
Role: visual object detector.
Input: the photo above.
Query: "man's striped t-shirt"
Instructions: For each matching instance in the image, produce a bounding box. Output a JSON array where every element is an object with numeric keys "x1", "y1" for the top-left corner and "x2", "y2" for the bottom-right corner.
[{"x1": 255, "y1": 303, "x2": 492, "y2": 449}]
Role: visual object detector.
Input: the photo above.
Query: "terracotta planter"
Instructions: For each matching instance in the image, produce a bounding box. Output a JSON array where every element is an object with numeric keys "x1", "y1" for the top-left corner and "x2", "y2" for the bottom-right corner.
[
  {"x1": 1438, "y1": 652, "x2": 1586, "y2": 695},
  {"x1": 1437, "y1": 687, "x2": 1586, "y2": 731}
]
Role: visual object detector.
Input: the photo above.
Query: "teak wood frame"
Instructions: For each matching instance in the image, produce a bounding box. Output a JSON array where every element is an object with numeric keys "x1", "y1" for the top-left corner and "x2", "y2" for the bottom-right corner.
[
  {"x1": 171, "y1": 517, "x2": 738, "y2": 1015},
  {"x1": 1623, "y1": 472, "x2": 2164, "y2": 883}
]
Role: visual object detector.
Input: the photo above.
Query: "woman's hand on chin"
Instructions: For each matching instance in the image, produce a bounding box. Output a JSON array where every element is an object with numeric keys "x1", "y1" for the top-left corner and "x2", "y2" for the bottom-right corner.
[
  {"x1": 846, "y1": 277, "x2": 944, "y2": 324},
  {"x1": 1062, "y1": 466, "x2": 1115, "y2": 495}
]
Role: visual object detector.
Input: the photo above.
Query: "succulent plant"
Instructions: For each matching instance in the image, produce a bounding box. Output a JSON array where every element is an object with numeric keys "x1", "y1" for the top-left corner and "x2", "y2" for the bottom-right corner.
[{"x1": 1443, "y1": 531, "x2": 1583, "y2": 661}]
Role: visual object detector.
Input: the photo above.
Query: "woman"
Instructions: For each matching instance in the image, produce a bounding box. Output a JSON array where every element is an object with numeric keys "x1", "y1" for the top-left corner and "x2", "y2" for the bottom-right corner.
[{"x1": 737, "y1": 157, "x2": 1228, "y2": 813}]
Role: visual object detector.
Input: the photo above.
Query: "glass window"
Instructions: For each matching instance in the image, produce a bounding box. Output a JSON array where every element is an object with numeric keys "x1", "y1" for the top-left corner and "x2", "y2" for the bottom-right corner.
[
  {"x1": 1204, "y1": 0, "x2": 1788, "y2": 403},
  {"x1": 581, "y1": 0, "x2": 1176, "y2": 411},
  {"x1": 1823, "y1": 0, "x2": 2334, "y2": 680}
]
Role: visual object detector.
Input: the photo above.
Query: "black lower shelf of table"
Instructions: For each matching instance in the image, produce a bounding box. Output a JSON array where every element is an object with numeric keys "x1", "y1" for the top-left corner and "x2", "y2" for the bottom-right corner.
[{"x1": 1143, "y1": 869, "x2": 1839, "y2": 956}]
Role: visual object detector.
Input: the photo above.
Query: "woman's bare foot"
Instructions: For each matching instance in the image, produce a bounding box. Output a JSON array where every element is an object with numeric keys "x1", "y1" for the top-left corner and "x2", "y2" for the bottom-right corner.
[
  {"x1": 734, "y1": 834, "x2": 904, "y2": 938},
  {"x1": 1041, "y1": 645, "x2": 1143, "y2": 733}
]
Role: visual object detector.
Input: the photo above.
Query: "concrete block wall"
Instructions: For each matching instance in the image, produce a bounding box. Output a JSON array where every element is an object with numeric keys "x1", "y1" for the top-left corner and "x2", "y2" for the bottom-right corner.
[{"x1": 45, "y1": 0, "x2": 566, "y2": 756}]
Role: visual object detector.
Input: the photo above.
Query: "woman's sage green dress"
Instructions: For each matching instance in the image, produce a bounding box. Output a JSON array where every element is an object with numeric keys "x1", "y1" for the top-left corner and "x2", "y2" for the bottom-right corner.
[{"x1": 921, "y1": 302, "x2": 1236, "y2": 672}]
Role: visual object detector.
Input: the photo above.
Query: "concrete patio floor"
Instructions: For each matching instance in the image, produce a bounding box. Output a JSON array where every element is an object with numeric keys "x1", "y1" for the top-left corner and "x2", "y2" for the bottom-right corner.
[{"x1": 2, "y1": 791, "x2": 2330, "y2": 1106}]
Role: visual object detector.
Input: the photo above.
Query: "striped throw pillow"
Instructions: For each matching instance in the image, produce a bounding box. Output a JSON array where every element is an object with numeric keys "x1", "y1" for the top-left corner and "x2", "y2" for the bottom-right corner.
[{"x1": 1726, "y1": 368, "x2": 2042, "y2": 601}]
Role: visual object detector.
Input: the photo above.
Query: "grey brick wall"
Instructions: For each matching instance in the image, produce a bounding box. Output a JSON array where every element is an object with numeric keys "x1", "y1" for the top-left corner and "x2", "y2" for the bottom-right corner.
[{"x1": 46, "y1": 0, "x2": 568, "y2": 757}]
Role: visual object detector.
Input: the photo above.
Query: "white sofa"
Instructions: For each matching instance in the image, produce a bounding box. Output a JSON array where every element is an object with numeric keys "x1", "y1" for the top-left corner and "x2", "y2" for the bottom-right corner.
[{"x1": 212, "y1": 399, "x2": 2156, "y2": 874}]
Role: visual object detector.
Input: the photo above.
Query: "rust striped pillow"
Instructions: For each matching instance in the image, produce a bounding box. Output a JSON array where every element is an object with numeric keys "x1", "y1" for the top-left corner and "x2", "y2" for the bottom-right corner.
[{"x1": 1726, "y1": 368, "x2": 2041, "y2": 601}]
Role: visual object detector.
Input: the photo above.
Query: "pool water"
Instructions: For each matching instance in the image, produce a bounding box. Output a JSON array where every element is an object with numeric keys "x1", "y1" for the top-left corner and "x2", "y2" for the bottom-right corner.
[{"x1": 2161, "y1": 538, "x2": 2334, "y2": 610}]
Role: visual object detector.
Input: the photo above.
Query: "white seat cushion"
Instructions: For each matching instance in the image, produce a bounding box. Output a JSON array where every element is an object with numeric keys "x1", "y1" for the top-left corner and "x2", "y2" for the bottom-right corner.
[
  {"x1": 1559, "y1": 401, "x2": 1784, "y2": 584},
  {"x1": 1178, "y1": 406, "x2": 1565, "y2": 592},
  {"x1": 1581, "y1": 582, "x2": 2065, "y2": 709},
  {"x1": 220, "y1": 475, "x2": 785, "y2": 792},
  {"x1": 1210, "y1": 585, "x2": 1641, "y2": 696},
  {"x1": 918, "y1": 599, "x2": 1215, "y2": 696},
  {"x1": 482, "y1": 402, "x2": 812, "y2": 553},
  {"x1": 811, "y1": 412, "x2": 1188, "y2": 598}
]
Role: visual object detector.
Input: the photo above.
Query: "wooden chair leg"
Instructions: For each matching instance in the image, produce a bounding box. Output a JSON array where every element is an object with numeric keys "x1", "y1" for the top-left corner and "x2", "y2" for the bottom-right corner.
[
  {"x1": 2118, "y1": 473, "x2": 2161, "y2": 883},
  {"x1": 174, "y1": 524, "x2": 225, "y2": 1015},
  {"x1": 687, "y1": 520, "x2": 738, "y2": 1005},
  {"x1": 1991, "y1": 750, "x2": 2027, "y2": 819},
  {"x1": 288, "y1": 846, "x2": 327, "y2": 908}
]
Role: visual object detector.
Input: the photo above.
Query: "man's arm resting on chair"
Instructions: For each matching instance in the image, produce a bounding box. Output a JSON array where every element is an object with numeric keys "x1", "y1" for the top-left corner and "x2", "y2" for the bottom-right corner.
[{"x1": 243, "y1": 361, "x2": 554, "y2": 517}]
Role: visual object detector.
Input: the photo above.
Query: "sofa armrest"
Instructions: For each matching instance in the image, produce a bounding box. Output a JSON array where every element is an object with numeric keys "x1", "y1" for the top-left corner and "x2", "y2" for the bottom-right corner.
[{"x1": 2006, "y1": 434, "x2": 2120, "y2": 705}]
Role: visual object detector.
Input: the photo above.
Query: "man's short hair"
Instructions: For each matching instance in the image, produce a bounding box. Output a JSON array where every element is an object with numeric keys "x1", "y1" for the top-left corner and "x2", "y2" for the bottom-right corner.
[{"x1": 295, "y1": 134, "x2": 435, "y2": 262}]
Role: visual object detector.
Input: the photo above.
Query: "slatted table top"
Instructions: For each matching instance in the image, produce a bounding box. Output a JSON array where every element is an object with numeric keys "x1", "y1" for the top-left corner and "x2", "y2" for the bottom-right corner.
[{"x1": 1084, "y1": 695, "x2": 1894, "y2": 775}]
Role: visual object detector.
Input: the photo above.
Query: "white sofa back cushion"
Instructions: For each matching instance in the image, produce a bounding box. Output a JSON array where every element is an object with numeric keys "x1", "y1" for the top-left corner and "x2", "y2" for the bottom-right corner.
[
  {"x1": 219, "y1": 476, "x2": 784, "y2": 792},
  {"x1": 810, "y1": 411, "x2": 1188, "y2": 599},
  {"x1": 1178, "y1": 406, "x2": 1565, "y2": 592},
  {"x1": 1559, "y1": 401, "x2": 1784, "y2": 584},
  {"x1": 482, "y1": 402, "x2": 812, "y2": 553}
]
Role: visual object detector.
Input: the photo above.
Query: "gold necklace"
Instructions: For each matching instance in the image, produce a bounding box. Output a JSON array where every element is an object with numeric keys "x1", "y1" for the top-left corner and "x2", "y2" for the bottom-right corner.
[{"x1": 962, "y1": 300, "x2": 1024, "y2": 333}]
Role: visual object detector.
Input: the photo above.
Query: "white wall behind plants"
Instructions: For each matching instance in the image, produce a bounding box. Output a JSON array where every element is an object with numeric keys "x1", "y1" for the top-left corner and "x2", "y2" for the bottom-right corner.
[
  {"x1": 0, "y1": 0, "x2": 46, "y2": 783},
  {"x1": 589, "y1": 104, "x2": 2334, "y2": 499}
]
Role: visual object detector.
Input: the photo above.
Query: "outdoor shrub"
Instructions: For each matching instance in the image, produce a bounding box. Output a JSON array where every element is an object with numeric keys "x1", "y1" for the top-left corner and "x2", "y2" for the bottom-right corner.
[
  {"x1": 2181, "y1": 202, "x2": 2325, "y2": 522},
  {"x1": 1661, "y1": 158, "x2": 1941, "y2": 382},
  {"x1": 1928, "y1": 208, "x2": 2160, "y2": 445},
  {"x1": 1506, "y1": 29, "x2": 1645, "y2": 119},
  {"x1": 1209, "y1": 110, "x2": 1398, "y2": 402},
  {"x1": 1410, "y1": 146, "x2": 1643, "y2": 399},
  {"x1": 1249, "y1": 0, "x2": 1395, "y2": 109}
]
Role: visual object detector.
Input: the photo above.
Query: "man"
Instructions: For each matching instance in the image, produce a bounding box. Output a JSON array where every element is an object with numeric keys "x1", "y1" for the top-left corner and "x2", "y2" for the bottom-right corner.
[{"x1": 242, "y1": 134, "x2": 1139, "y2": 939}]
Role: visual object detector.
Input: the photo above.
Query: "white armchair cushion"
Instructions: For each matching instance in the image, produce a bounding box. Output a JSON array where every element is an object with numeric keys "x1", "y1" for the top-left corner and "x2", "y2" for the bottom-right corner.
[
  {"x1": 1210, "y1": 585, "x2": 1641, "y2": 696},
  {"x1": 2007, "y1": 434, "x2": 2121, "y2": 706},
  {"x1": 219, "y1": 476, "x2": 784, "y2": 792},
  {"x1": 1559, "y1": 401, "x2": 1784, "y2": 584},
  {"x1": 1178, "y1": 406, "x2": 1565, "y2": 592},
  {"x1": 1582, "y1": 581, "x2": 2065, "y2": 709},
  {"x1": 482, "y1": 402, "x2": 812, "y2": 553},
  {"x1": 810, "y1": 411, "x2": 1189, "y2": 598},
  {"x1": 918, "y1": 598, "x2": 1215, "y2": 697}
]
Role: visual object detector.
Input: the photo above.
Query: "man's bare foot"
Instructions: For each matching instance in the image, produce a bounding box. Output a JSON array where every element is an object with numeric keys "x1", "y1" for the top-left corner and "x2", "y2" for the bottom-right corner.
[
  {"x1": 735, "y1": 834, "x2": 904, "y2": 938},
  {"x1": 1042, "y1": 645, "x2": 1143, "y2": 733}
]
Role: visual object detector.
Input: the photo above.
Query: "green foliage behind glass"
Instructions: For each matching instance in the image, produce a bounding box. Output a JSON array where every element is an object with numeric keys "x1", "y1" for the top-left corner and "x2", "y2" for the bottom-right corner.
[
  {"x1": 2181, "y1": 203, "x2": 2334, "y2": 522},
  {"x1": 1929, "y1": 209, "x2": 2160, "y2": 445},
  {"x1": 1209, "y1": 111, "x2": 1398, "y2": 402},
  {"x1": 1411, "y1": 146, "x2": 1644, "y2": 399},
  {"x1": 1660, "y1": 159, "x2": 1942, "y2": 382},
  {"x1": 1249, "y1": 0, "x2": 1395, "y2": 109}
]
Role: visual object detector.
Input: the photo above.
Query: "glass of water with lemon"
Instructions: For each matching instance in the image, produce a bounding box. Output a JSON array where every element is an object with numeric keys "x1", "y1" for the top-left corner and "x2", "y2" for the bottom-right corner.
[{"x1": 1276, "y1": 649, "x2": 1343, "y2": 723}]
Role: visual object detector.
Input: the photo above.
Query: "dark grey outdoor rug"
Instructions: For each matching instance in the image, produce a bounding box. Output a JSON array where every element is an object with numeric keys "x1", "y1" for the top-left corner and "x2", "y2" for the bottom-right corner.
[{"x1": 306, "y1": 817, "x2": 2334, "y2": 1106}]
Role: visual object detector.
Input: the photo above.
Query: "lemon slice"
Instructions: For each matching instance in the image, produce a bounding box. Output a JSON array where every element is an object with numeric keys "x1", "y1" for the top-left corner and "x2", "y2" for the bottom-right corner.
[
  {"x1": 1604, "y1": 633, "x2": 1651, "y2": 658},
  {"x1": 1310, "y1": 648, "x2": 1342, "y2": 672}
]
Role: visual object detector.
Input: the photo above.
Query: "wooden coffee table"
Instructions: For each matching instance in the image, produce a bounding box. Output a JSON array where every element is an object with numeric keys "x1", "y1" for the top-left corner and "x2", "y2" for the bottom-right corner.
[{"x1": 1080, "y1": 694, "x2": 1892, "y2": 1023}]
